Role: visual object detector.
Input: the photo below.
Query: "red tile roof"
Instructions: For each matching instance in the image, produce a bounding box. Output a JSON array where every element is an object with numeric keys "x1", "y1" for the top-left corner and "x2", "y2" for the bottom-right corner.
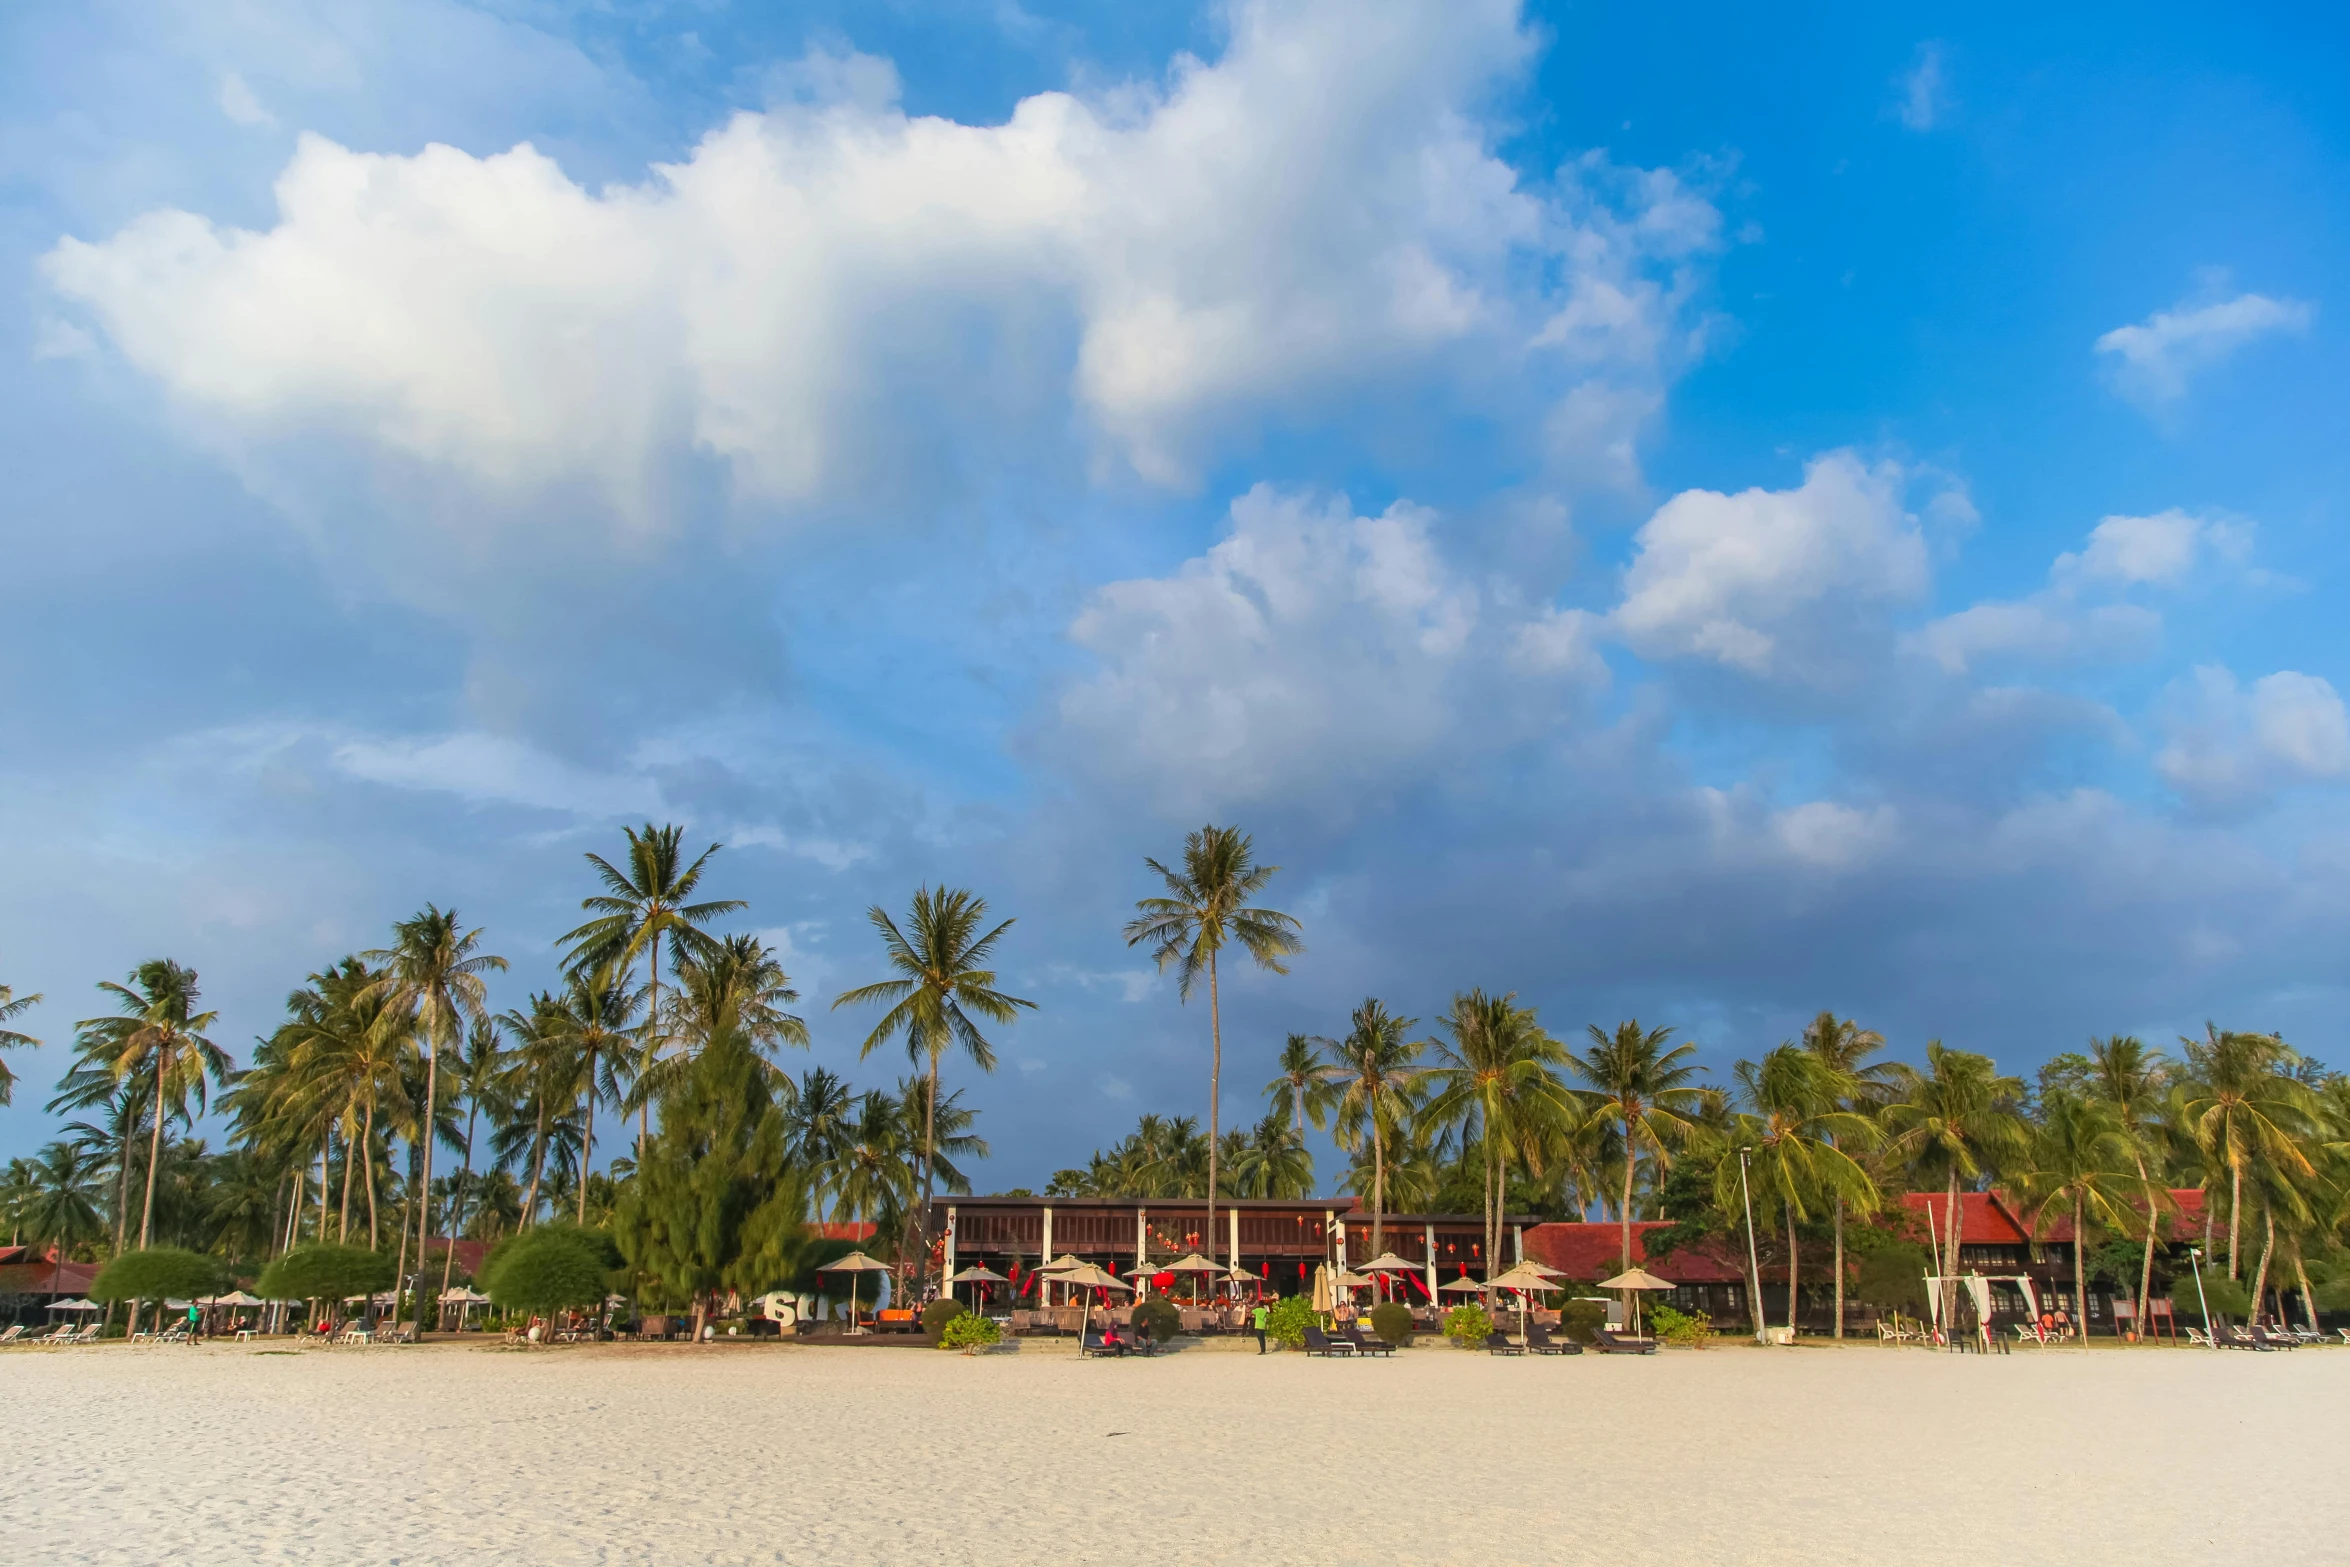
[
  {"x1": 2024, "y1": 1190, "x2": 2207, "y2": 1243},
  {"x1": 0, "y1": 1253, "x2": 100, "y2": 1295},
  {"x1": 817, "y1": 1222, "x2": 877, "y2": 1243},
  {"x1": 1901, "y1": 1191, "x2": 2031, "y2": 1245},
  {"x1": 1523, "y1": 1222, "x2": 1748, "y2": 1284}
]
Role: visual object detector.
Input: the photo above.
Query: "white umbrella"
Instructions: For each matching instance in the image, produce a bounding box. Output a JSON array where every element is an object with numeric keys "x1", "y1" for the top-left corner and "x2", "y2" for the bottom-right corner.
[
  {"x1": 1438, "y1": 1277, "x2": 1492, "y2": 1294},
  {"x1": 947, "y1": 1264, "x2": 1008, "y2": 1311},
  {"x1": 1050, "y1": 1262, "x2": 1131, "y2": 1345},
  {"x1": 47, "y1": 1297, "x2": 102, "y2": 1312},
  {"x1": 817, "y1": 1250, "x2": 894, "y2": 1333},
  {"x1": 203, "y1": 1290, "x2": 268, "y2": 1308}
]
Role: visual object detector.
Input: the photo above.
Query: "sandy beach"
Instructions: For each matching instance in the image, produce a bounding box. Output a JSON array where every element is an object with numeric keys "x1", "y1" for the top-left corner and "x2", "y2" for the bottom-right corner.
[{"x1": 5, "y1": 1338, "x2": 2341, "y2": 1565}]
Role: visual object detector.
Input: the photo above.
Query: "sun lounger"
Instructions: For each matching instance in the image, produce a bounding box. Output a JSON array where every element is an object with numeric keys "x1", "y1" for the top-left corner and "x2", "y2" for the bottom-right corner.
[
  {"x1": 1483, "y1": 1331, "x2": 1525, "y2": 1356},
  {"x1": 36, "y1": 1322, "x2": 74, "y2": 1343},
  {"x1": 2250, "y1": 1324, "x2": 2297, "y2": 1350},
  {"x1": 1342, "y1": 1326, "x2": 1393, "y2": 1357},
  {"x1": 1592, "y1": 1328, "x2": 1658, "y2": 1355},
  {"x1": 1079, "y1": 1330, "x2": 1127, "y2": 1358},
  {"x1": 1302, "y1": 1325, "x2": 1353, "y2": 1358},
  {"x1": 1524, "y1": 1321, "x2": 1582, "y2": 1356},
  {"x1": 73, "y1": 1324, "x2": 104, "y2": 1343},
  {"x1": 0, "y1": 1324, "x2": 23, "y2": 1344}
]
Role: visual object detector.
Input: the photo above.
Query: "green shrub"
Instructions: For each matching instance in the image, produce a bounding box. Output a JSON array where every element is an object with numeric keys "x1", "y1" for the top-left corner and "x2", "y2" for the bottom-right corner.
[
  {"x1": 1368, "y1": 1302, "x2": 1414, "y2": 1348},
  {"x1": 1443, "y1": 1303, "x2": 1493, "y2": 1348},
  {"x1": 483, "y1": 1227, "x2": 614, "y2": 1317},
  {"x1": 1264, "y1": 1295, "x2": 1316, "y2": 1350},
  {"x1": 939, "y1": 1313, "x2": 1002, "y2": 1353},
  {"x1": 90, "y1": 1247, "x2": 228, "y2": 1305},
  {"x1": 1560, "y1": 1298, "x2": 1608, "y2": 1344},
  {"x1": 923, "y1": 1298, "x2": 968, "y2": 1344},
  {"x1": 1650, "y1": 1304, "x2": 1715, "y2": 1348},
  {"x1": 1130, "y1": 1294, "x2": 1182, "y2": 1345},
  {"x1": 2172, "y1": 1273, "x2": 2250, "y2": 1323},
  {"x1": 257, "y1": 1243, "x2": 395, "y2": 1306}
]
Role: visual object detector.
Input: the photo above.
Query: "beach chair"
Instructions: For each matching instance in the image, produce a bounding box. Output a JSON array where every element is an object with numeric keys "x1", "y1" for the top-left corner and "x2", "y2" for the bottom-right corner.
[
  {"x1": 74, "y1": 1324, "x2": 104, "y2": 1343},
  {"x1": 1592, "y1": 1327, "x2": 1658, "y2": 1356},
  {"x1": 1483, "y1": 1331, "x2": 1525, "y2": 1356},
  {"x1": 1523, "y1": 1321, "x2": 1581, "y2": 1356},
  {"x1": 0, "y1": 1324, "x2": 23, "y2": 1344},
  {"x1": 35, "y1": 1322, "x2": 73, "y2": 1343},
  {"x1": 1079, "y1": 1329, "x2": 1125, "y2": 1359},
  {"x1": 1302, "y1": 1325, "x2": 1353, "y2": 1358},
  {"x1": 2186, "y1": 1326, "x2": 2216, "y2": 1348},
  {"x1": 1343, "y1": 1325, "x2": 1393, "y2": 1358},
  {"x1": 2250, "y1": 1324, "x2": 2297, "y2": 1350},
  {"x1": 2338, "y1": 1327, "x2": 2350, "y2": 1346}
]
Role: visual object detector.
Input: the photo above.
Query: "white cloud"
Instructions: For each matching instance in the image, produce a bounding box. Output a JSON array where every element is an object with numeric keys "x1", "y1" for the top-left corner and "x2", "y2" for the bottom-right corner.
[
  {"x1": 330, "y1": 730, "x2": 659, "y2": 817},
  {"x1": 44, "y1": 0, "x2": 1717, "y2": 517},
  {"x1": 2156, "y1": 666, "x2": 2350, "y2": 811},
  {"x1": 1896, "y1": 43, "x2": 1948, "y2": 131},
  {"x1": 218, "y1": 71, "x2": 277, "y2": 130},
  {"x1": 1611, "y1": 450, "x2": 1930, "y2": 680},
  {"x1": 1771, "y1": 800, "x2": 1900, "y2": 870},
  {"x1": 2055, "y1": 508, "x2": 2246, "y2": 587},
  {"x1": 2096, "y1": 289, "x2": 2313, "y2": 409},
  {"x1": 1054, "y1": 483, "x2": 1597, "y2": 812}
]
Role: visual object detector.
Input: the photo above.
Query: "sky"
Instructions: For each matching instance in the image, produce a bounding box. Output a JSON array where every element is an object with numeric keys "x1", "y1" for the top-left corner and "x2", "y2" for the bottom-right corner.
[{"x1": 1, "y1": 0, "x2": 2344, "y2": 1186}]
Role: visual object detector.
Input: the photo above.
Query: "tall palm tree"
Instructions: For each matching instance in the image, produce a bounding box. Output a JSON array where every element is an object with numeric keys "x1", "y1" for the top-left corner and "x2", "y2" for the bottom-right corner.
[
  {"x1": 14, "y1": 1140, "x2": 104, "y2": 1294},
  {"x1": 545, "y1": 967, "x2": 645, "y2": 1226},
  {"x1": 1324, "y1": 999, "x2": 1424, "y2": 1258},
  {"x1": 1423, "y1": 990, "x2": 1575, "y2": 1276},
  {"x1": 784, "y1": 1067, "x2": 857, "y2": 1170},
  {"x1": 1227, "y1": 1111, "x2": 1315, "y2": 1200},
  {"x1": 497, "y1": 994, "x2": 585, "y2": 1227},
  {"x1": 834, "y1": 887, "x2": 1031, "y2": 1290},
  {"x1": 1720, "y1": 1043, "x2": 1880, "y2": 1335},
  {"x1": 2176, "y1": 1024, "x2": 2312, "y2": 1279},
  {"x1": 822, "y1": 1088, "x2": 917, "y2": 1241},
  {"x1": 1883, "y1": 1041, "x2": 2027, "y2": 1334},
  {"x1": 75, "y1": 960, "x2": 228, "y2": 1254},
  {"x1": 1264, "y1": 1032, "x2": 1337, "y2": 1144},
  {"x1": 1125, "y1": 825, "x2": 1304, "y2": 1269},
  {"x1": 436, "y1": 1017, "x2": 510, "y2": 1320},
  {"x1": 0, "y1": 976, "x2": 42, "y2": 1105},
  {"x1": 2086, "y1": 1034, "x2": 2173, "y2": 1336},
  {"x1": 2009, "y1": 1089, "x2": 2141, "y2": 1335},
  {"x1": 1798, "y1": 1011, "x2": 1891, "y2": 1338},
  {"x1": 560, "y1": 825, "x2": 744, "y2": 1155},
  {"x1": 365, "y1": 907, "x2": 505, "y2": 1314},
  {"x1": 1567, "y1": 1020, "x2": 1707, "y2": 1272}
]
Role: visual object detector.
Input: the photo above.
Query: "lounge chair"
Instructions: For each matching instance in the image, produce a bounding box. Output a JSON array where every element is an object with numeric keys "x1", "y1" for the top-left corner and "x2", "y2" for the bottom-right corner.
[
  {"x1": 2250, "y1": 1324, "x2": 2297, "y2": 1350},
  {"x1": 36, "y1": 1322, "x2": 74, "y2": 1343},
  {"x1": 1483, "y1": 1331, "x2": 1525, "y2": 1356},
  {"x1": 73, "y1": 1324, "x2": 104, "y2": 1343},
  {"x1": 1080, "y1": 1329, "x2": 1127, "y2": 1358},
  {"x1": 1524, "y1": 1321, "x2": 1582, "y2": 1356},
  {"x1": 1342, "y1": 1326, "x2": 1393, "y2": 1358},
  {"x1": 0, "y1": 1324, "x2": 23, "y2": 1344},
  {"x1": 1302, "y1": 1325, "x2": 1354, "y2": 1358},
  {"x1": 1592, "y1": 1327, "x2": 1658, "y2": 1355}
]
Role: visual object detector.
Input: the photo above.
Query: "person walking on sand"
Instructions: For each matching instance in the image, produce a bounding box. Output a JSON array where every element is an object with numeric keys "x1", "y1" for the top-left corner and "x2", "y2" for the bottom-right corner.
[{"x1": 1252, "y1": 1301, "x2": 1269, "y2": 1353}]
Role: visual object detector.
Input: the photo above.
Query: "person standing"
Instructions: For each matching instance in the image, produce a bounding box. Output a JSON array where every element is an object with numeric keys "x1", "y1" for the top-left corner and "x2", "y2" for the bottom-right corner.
[{"x1": 1252, "y1": 1301, "x2": 1270, "y2": 1353}]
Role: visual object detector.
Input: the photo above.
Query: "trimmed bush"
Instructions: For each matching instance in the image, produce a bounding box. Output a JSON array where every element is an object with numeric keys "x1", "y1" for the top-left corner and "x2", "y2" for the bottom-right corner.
[
  {"x1": 91, "y1": 1247, "x2": 227, "y2": 1305},
  {"x1": 939, "y1": 1314, "x2": 1002, "y2": 1354},
  {"x1": 1368, "y1": 1301, "x2": 1414, "y2": 1348},
  {"x1": 483, "y1": 1226, "x2": 613, "y2": 1317},
  {"x1": 1130, "y1": 1294, "x2": 1182, "y2": 1345},
  {"x1": 1442, "y1": 1303, "x2": 1493, "y2": 1348},
  {"x1": 923, "y1": 1298, "x2": 968, "y2": 1344},
  {"x1": 1650, "y1": 1304, "x2": 1715, "y2": 1348},
  {"x1": 1263, "y1": 1295, "x2": 1315, "y2": 1350},
  {"x1": 1560, "y1": 1298, "x2": 1608, "y2": 1344},
  {"x1": 257, "y1": 1243, "x2": 395, "y2": 1306}
]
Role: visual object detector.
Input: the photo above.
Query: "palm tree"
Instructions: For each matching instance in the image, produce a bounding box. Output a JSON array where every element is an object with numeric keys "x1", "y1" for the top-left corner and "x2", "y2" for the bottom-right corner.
[
  {"x1": 76, "y1": 960, "x2": 228, "y2": 1254},
  {"x1": 560, "y1": 825, "x2": 744, "y2": 1155},
  {"x1": 1324, "y1": 999, "x2": 1424, "y2": 1258},
  {"x1": 545, "y1": 967, "x2": 645, "y2": 1226},
  {"x1": 1798, "y1": 1011, "x2": 1891, "y2": 1337},
  {"x1": 281, "y1": 963, "x2": 408, "y2": 1246},
  {"x1": 0, "y1": 976, "x2": 42, "y2": 1105},
  {"x1": 1264, "y1": 1032, "x2": 1337, "y2": 1144},
  {"x1": 1883, "y1": 1041, "x2": 2028, "y2": 1334},
  {"x1": 2009, "y1": 1089, "x2": 2141, "y2": 1335},
  {"x1": 834, "y1": 886, "x2": 1033, "y2": 1291},
  {"x1": 496, "y1": 994, "x2": 585, "y2": 1226},
  {"x1": 1423, "y1": 990, "x2": 1575, "y2": 1277},
  {"x1": 14, "y1": 1140, "x2": 104, "y2": 1294},
  {"x1": 364, "y1": 907, "x2": 505, "y2": 1313},
  {"x1": 436, "y1": 1017, "x2": 510, "y2": 1320},
  {"x1": 1567, "y1": 1020, "x2": 1707, "y2": 1272},
  {"x1": 1227, "y1": 1111, "x2": 1315, "y2": 1200},
  {"x1": 784, "y1": 1067, "x2": 857, "y2": 1170},
  {"x1": 2176, "y1": 1024, "x2": 2313, "y2": 1279},
  {"x1": 2085, "y1": 1034, "x2": 2173, "y2": 1337},
  {"x1": 822, "y1": 1088, "x2": 917, "y2": 1241},
  {"x1": 1719, "y1": 1044, "x2": 1880, "y2": 1335},
  {"x1": 1125, "y1": 825, "x2": 1304, "y2": 1268}
]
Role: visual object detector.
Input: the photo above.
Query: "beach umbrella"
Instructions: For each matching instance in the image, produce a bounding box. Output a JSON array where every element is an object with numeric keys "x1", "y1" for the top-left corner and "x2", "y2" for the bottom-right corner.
[
  {"x1": 1488, "y1": 1264, "x2": 1564, "y2": 1336},
  {"x1": 1438, "y1": 1277, "x2": 1492, "y2": 1293},
  {"x1": 1035, "y1": 1254, "x2": 1089, "y2": 1307},
  {"x1": 1049, "y1": 1263, "x2": 1131, "y2": 1343},
  {"x1": 1600, "y1": 1268, "x2": 1673, "y2": 1336},
  {"x1": 47, "y1": 1297, "x2": 102, "y2": 1312},
  {"x1": 1161, "y1": 1252, "x2": 1222, "y2": 1304},
  {"x1": 1358, "y1": 1253, "x2": 1419, "y2": 1303},
  {"x1": 948, "y1": 1264, "x2": 1008, "y2": 1311},
  {"x1": 206, "y1": 1289, "x2": 267, "y2": 1307},
  {"x1": 818, "y1": 1251, "x2": 895, "y2": 1333}
]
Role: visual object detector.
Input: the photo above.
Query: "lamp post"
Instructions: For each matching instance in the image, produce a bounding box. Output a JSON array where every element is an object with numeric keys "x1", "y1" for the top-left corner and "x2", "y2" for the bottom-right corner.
[
  {"x1": 2188, "y1": 1245, "x2": 2216, "y2": 1349},
  {"x1": 1738, "y1": 1146, "x2": 1766, "y2": 1345}
]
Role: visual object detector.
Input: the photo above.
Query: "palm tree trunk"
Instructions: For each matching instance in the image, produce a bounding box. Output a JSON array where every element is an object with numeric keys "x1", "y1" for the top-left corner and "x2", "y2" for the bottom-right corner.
[
  {"x1": 1206, "y1": 949, "x2": 1221, "y2": 1267},
  {"x1": 1942, "y1": 1173, "x2": 1963, "y2": 1345},
  {"x1": 416, "y1": 1021, "x2": 440, "y2": 1308},
  {"x1": 361, "y1": 1100, "x2": 379, "y2": 1249},
  {"x1": 2293, "y1": 1249, "x2": 2319, "y2": 1334},
  {"x1": 1618, "y1": 1121, "x2": 1637, "y2": 1272},
  {"x1": 1785, "y1": 1210, "x2": 1800, "y2": 1334},
  {"x1": 112, "y1": 1102, "x2": 135, "y2": 1253},
  {"x1": 438, "y1": 1100, "x2": 479, "y2": 1331},
  {"x1": 1832, "y1": 1199, "x2": 1846, "y2": 1340},
  {"x1": 139, "y1": 1048, "x2": 168, "y2": 1249},
  {"x1": 577, "y1": 1052, "x2": 596, "y2": 1228},
  {"x1": 2073, "y1": 1193, "x2": 2089, "y2": 1340},
  {"x1": 919, "y1": 1048, "x2": 940, "y2": 1290},
  {"x1": 2246, "y1": 1203, "x2": 2274, "y2": 1328},
  {"x1": 338, "y1": 1125, "x2": 355, "y2": 1242},
  {"x1": 1370, "y1": 1116, "x2": 1384, "y2": 1261},
  {"x1": 2227, "y1": 1156, "x2": 2242, "y2": 1278},
  {"x1": 2133, "y1": 1155, "x2": 2158, "y2": 1343},
  {"x1": 640, "y1": 945, "x2": 661, "y2": 1160},
  {"x1": 523, "y1": 1104, "x2": 549, "y2": 1227}
]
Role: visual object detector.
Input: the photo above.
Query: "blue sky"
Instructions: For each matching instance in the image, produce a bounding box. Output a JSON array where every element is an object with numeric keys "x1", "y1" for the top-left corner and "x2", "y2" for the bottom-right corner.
[{"x1": 2, "y1": 0, "x2": 2344, "y2": 1184}]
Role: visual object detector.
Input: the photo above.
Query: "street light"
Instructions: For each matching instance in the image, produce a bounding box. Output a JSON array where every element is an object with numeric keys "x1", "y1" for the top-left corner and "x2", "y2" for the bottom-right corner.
[
  {"x1": 1738, "y1": 1146, "x2": 1766, "y2": 1345},
  {"x1": 2188, "y1": 1245, "x2": 2217, "y2": 1349}
]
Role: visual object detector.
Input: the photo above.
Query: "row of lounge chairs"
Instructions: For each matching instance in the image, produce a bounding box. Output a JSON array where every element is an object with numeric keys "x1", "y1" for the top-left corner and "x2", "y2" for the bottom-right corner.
[
  {"x1": 2187, "y1": 1322, "x2": 2329, "y2": 1350},
  {"x1": 1303, "y1": 1324, "x2": 1394, "y2": 1357},
  {"x1": 3, "y1": 1322, "x2": 104, "y2": 1344}
]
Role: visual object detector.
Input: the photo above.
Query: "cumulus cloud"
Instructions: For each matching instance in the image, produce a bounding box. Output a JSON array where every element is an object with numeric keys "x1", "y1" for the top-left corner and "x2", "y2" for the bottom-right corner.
[
  {"x1": 1610, "y1": 451, "x2": 1932, "y2": 681},
  {"x1": 1895, "y1": 42, "x2": 1948, "y2": 132},
  {"x1": 2156, "y1": 666, "x2": 2350, "y2": 811},
  {"x1": 1053, "y1": 483, "x2": 1600, "y2": 814},
  {"x1": 2096, "y1": 288, "x2": 2313, "y2": 410},
  {"x1": 44, "y1": 0, "x2": 1718, "y2": 518}
]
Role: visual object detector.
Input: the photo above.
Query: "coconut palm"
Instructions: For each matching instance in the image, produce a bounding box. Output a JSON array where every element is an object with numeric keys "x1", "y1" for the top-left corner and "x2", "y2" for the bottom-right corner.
[
  {"x1": 2175, "y1": 1024, "x2": 2313, "y2": 1279},
  {"x1": 0, "y1": 977, "x2": 42, "y2": 1105},
  {"x1": 1423, "y1": 990, "x2": 1576, "y2": 1277},
  {"x1": 364, "y1": 907, "x2": 505, "y2": 1313},
  {"x1": 821, "y1": 1088, "x2": 917, "y2": 1239},
  {"x1": 2085, "y1": 1034, "x2": 2174, "y2": 1336},
  {"x1": 632, "y1": 934, "x2": 808, "y2": 1119},
  {"x1": 1799, "y1": 1011, "x2": 1893, "y2": 1338},
  {"x1": 1883, "y1": 1042, "x2": 2028, "y2": 1333},
  {"x1": 544, "y1": 968, "x2": 645, "y2": 1226},
  {"x1": 2009, "y1": 1089, "x2": 2143, "y2": 1336},
  {"x1": 47, "y1": 1056, "x2": 150, "y2": 1252},
  {"x1": 75, "y1": 961, "x2": 228, "y2": 1254},
  {"x1": 13, "y1": 1140, "x2": 105, "y2": 1293},
  {"x1": 1264, "y1": 1032, "x2": 1338, "y2": 1145},
  {"x1": 560, "y1": 825, "x2": 744, "y2": 1154},
  {"x1": 495, "y1": 994, "x2": 587, "y2": 1227},
  {"x1": 1718, "y1": 1043, "x2": 1880, "y2": 1334},
  {"x1": 280, "y1": 962, "x2": 409, "y2": 1246},
  {"x1": 1227, "y1": 1111, "x2": 1315, "y2": 1200},
  {"x1": 1567, "y1": 1020, "x2": 1708, "y2": 1271},
  {"x1": 784, "y1": 1067, "x2": 857, "y2": 1170},
  {"x1": 1125, "y1": 825, "x2": 1305, "y2": 1268},
  {"x1": 833, "y1": 886, "x2": 1032, "y2": 1290},
  {"x1": 1324, "y1": 999, "x2": 1424, "y2": 1257}
]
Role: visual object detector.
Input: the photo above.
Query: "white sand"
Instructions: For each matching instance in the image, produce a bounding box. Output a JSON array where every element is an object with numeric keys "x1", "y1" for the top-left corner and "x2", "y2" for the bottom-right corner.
[{"x1": 5, "y1": 1337, "x2": 2341, "y2": 1565}]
